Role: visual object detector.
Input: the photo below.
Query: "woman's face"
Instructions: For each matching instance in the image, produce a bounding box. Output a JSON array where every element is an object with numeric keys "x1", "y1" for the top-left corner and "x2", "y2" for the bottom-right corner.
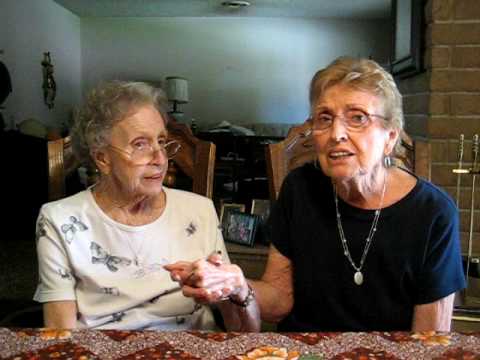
[
  {"x1": 312, "y1": 83, "x2": 398, "y2": 182},
  {"x1": 97, "y1": 104, "x2": 169, "y2": 197}
]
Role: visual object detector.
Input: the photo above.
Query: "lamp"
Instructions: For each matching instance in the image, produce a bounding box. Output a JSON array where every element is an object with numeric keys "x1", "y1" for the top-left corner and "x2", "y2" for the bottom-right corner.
[{"x1": 165, "y1": 76, "x2": 188, "y2": 115}]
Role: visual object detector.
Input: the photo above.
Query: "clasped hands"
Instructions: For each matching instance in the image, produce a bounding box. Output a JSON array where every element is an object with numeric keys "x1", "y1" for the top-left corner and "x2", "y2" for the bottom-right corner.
[{"x1": 164, "y1": 253, "x2": 249, "y2": 305}]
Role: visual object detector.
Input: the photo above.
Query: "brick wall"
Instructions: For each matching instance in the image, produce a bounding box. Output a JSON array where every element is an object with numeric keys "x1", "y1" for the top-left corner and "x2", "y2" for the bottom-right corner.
[{"x1": 399, "y1": 0, "x2": 480, "y2": 255}]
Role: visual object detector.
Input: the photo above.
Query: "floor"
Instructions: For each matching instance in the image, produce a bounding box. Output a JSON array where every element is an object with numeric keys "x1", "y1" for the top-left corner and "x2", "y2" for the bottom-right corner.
[{"x1": 0, "y1": 239, "x2": 42, "y2": 327}]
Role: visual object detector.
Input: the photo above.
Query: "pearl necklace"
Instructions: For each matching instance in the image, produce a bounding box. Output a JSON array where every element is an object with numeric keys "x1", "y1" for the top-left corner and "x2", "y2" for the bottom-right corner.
[{"x1": 333, "y1": 172, "x2": 387, "y2": 286}]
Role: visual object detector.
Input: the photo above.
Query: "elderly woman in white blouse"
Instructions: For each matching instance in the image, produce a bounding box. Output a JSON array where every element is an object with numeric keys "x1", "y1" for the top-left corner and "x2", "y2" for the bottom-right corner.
[{"x1": 34, "y1": 81, "x2": 255, "y2": 330}]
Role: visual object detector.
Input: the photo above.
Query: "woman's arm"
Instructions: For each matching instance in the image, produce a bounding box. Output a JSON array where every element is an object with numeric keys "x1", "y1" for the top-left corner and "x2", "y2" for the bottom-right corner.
[
  {"x1": 252, "y1": 245, "x2": 294, "y2": 323},
  {"x1": 165, "y1": 244, "x2": 294, "y2": 331},
  {"x1": 43, "y1": 301, "x2": 78, "y2": 329},
  {"x1": 411, "y1": 293, "x2": 455, "y2": 332},
  {"x1": 217, "y1": 245, "x2": 294, "y2": 330}
]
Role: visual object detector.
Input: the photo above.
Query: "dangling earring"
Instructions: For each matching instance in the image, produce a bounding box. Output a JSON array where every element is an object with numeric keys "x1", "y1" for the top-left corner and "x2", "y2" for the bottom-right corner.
[{"x1": 383, "y1": 155, "x2": 392, "y2": 168}]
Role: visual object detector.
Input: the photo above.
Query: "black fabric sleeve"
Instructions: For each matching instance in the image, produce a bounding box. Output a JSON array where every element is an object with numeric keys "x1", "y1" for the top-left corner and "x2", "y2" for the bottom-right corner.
[{"x1": 415, "y1": 195, "x2": 466, "y2": 304}]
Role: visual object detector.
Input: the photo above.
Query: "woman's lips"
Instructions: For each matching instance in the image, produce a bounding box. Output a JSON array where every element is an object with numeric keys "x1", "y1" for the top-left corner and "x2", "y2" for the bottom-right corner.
[
  {"x1": 145, "y1": 173, "x2": 164, "y2": 180},
  {"x1": 328, "y1": 151, "x2": 354, "y2": 160}
]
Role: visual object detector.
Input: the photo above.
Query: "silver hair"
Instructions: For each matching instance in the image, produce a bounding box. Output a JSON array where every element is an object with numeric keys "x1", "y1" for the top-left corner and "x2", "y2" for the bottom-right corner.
[{"x1": 71, "y1": 81, "x2": 169, "y2": 169}]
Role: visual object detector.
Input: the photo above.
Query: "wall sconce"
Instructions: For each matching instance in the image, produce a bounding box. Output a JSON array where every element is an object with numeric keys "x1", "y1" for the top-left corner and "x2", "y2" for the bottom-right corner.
[
  {"x1": 165, "y1": 76, "x2": 188, "y2": 115},
  {"x1": 41, "y1": 52, "x2": 56, "y2": 109}
]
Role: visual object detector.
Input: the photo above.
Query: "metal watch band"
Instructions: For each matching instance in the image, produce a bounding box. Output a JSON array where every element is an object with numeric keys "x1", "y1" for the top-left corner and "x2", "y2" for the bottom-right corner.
[{"x1": 228, "y1": 283, "x2": 254, "y2": 307}]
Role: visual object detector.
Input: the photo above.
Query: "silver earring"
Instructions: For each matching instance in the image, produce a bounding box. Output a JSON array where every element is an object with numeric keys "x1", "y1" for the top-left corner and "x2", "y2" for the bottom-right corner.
[{"x1": 384, "y1": 156, "x2": 392, "y2": 168}]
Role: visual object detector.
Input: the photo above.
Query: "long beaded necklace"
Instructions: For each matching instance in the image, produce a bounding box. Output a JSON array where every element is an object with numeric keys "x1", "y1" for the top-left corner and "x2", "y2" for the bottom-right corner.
[{"x1": 333, "y1": 172, "x2": 387, "y2": 285}]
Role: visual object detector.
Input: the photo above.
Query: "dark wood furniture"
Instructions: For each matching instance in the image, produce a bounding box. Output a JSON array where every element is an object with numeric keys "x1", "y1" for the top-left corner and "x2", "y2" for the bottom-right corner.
[
  {"x1": 197, "y1": 132, "x2": 283, "y2": 203},
  {"x1": 47, "y1": 136, "x2": 79, "y2": 201}
]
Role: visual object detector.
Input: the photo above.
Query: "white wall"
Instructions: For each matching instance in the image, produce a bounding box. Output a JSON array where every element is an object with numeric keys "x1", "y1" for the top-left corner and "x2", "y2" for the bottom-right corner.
[
  {"x1": 1, "y1": 0, "x2": 81, "y2": 130},
  {"x1": 82, "y1": 17, "x2": 391, "y2": 128}
]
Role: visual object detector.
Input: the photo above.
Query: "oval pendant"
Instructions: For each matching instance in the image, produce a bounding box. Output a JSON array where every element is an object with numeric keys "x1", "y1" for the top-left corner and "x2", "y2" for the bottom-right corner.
[{"x1": 354, "y1": 271, "x2": 363, "y2": 285}]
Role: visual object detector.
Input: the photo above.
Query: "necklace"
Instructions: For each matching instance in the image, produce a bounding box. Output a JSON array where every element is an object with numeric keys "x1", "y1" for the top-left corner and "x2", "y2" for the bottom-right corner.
[
  {"x1": 333, "y1": 172, "x2": 387, "y2": 285},
  {"x1": 125, "y1": 236, "x2": 145, "y2": 267}
]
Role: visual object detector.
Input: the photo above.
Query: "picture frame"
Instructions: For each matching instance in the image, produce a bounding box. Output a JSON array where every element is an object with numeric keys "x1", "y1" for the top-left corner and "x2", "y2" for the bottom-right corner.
[
  {"x1": 219, "y1": 203, "x2": 245, "y2": 223},
  {"x1": 390, "y1": 0, "x2": 424, "y2": 79},
  {"x1": 251, "y1": 199, "x2": 271, "y2": 223},
  {"x1": 222, "y1": 212, "x2": 259, "y2": 247}
]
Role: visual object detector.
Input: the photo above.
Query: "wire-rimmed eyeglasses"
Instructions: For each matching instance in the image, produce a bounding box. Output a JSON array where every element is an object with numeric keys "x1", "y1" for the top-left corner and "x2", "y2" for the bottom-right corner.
[
  {"x1": 108, "y1": 140, "x2": 181, "y2": 165},
  {"x1": 312, "y1": 109, "x2": 387, "y2": 132}
]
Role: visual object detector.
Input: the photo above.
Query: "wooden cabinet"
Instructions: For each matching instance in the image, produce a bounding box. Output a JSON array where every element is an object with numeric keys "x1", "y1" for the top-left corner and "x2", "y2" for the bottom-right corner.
[
  {"x1": 197, "y1": 132, "x2": 283, "y2": 203},
  {"x1": 226, "y1": 243, "x2": 269, "y2": 280}
]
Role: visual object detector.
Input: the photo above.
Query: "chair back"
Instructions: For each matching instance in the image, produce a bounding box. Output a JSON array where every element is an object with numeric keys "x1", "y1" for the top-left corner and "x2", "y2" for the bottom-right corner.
[
  {"x1": 265, "y1": 120, "x2": 431, "y2": 200},
  {"x1": 47, "y1": 136, "x2": 79, "y2": 201},
  {"x1": 163, "y1": 120, "x2": 216, "y2": 198},
  {"x1": 47, "y1": 121, "x2": 216, "y2": 201}
]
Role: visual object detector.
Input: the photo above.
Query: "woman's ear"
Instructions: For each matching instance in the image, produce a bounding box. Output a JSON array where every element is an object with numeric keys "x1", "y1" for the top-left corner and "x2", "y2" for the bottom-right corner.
[
  {"x1": 385, "y1": 129, "x2": 399, "y2": 156},
  {"x1": 93, "y1": 149, "x2": 111, "y2": 176}
]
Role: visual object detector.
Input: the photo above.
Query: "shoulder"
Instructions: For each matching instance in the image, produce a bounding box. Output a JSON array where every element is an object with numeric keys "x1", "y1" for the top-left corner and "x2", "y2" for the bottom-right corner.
[
  {"x1": 41, "y1": 190, "x2": 91, "y2": 217},
  {"x1": 164, "y1": 187, "x2": 215, "y2": 213},
  {"x1": 391, "y1": 167, "x2": 457, "y2": 216},
  {"x1": 416, "y1": 178, "x2": 457, "y2": 214},
  {"x1": 284, "y1": 162, "x2": 328, "y2": 187},
  {"x1": 280, "y1": 162, "x2": 330, "y2": 201}
]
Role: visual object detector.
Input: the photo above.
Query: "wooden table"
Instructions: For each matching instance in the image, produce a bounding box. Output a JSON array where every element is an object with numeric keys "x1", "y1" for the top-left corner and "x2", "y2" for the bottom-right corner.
[{"x1": 2, "y1": 328, "x2": 480, "y2": 359}]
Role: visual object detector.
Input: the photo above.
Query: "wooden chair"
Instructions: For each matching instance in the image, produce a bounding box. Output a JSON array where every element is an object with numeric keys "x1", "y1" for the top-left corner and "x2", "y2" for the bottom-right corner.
[
  {"x1": 47, "y1": 120, "x2": 216, "y2": 201},
  {"x1": 162, "y1": 120, "x2": 216, "y2": 199},
  {"x1": 47, "y1": 136, "x2": 80, "y2": 201},
  {"x1": 265, "y1": 120, "x2": 431, "y2": 200}
]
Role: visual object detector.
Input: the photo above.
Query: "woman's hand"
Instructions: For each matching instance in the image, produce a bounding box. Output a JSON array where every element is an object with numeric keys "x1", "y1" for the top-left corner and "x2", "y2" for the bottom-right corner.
[{"x1": 164, "y1": 254, "x2": 249, "y2": 304}]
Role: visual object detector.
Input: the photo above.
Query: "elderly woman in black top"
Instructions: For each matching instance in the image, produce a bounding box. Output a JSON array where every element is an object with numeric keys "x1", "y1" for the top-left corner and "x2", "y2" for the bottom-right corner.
[{"x1": 166, "y1": 57, "x2": 465, "y2": 332}]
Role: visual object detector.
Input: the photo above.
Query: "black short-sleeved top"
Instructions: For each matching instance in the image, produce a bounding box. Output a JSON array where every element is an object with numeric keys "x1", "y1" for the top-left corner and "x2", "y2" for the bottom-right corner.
[{"x1": 268, "y1": 163, "x2": 466, "y2": 332}]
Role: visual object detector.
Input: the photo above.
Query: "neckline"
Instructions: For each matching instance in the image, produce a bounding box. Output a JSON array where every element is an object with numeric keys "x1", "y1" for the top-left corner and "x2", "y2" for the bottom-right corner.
[
  {"x1": 87, "y1": 187, "x2": 171, "y2": 232},
  {"x1": 332, "y1": 169, "x2": 422, "y2": 220}
]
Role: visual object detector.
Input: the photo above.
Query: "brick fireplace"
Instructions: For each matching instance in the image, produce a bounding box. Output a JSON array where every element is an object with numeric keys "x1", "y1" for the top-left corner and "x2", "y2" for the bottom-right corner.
[{"x1": 399, "y1": 0, "x2": 480, "y2": 255}]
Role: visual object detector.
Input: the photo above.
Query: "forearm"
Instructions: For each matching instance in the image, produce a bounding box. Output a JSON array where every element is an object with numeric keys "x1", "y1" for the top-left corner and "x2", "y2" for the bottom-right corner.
[
  {"x1": 43, "y1": 301, "x2": 78, "y2": 329},
  {"x1": 412, "y1": 293, "x2": 455, "y2": 332},
  {"x1": 250, "y1": 279, "x2": 293, "y2": 323},
  {"x1": 217, "y1": 284, "x2": 261, "y2": 332}
]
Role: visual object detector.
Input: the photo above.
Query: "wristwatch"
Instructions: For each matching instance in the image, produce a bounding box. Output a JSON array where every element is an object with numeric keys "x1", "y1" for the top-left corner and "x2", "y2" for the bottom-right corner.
[{"x1": 228, "y1": 283, "x2": 255, "y2": 307}]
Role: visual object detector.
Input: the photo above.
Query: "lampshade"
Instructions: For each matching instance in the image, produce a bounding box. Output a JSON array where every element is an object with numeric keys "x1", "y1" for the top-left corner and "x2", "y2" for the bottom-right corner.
[{"x1": 165, "y1": 77, "x2": 189, "y2": 104}]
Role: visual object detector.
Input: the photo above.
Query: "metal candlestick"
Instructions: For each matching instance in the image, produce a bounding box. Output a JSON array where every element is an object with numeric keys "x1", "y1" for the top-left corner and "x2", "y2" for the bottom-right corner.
[
  {"x1": 467, "y1": 135, "x2": 479, "y2": 289},
  {"x1": 453, "y1": 134, "x2": 479, "y2": 298},
  {"x1": 456, "y1": 134, "x2": 464, "y2": 209}
]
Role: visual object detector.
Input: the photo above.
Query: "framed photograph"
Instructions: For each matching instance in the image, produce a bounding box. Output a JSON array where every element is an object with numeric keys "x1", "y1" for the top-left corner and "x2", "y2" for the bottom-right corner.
[
  {"x1": 223, "y1": 212, "x2": 259, "y2": 247},
  {"x1": 390, "y1": 0, "x2": 424, "y2": 78},
  {"x1": 219, "y1": 203, "x2": 245, "y2": 223},
  {"x1": 251, "y1": 199, "x2": 271, "y2": 223}
]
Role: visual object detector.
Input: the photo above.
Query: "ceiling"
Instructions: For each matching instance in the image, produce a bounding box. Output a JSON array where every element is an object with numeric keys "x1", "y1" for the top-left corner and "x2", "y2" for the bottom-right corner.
[{"x1": 53, "y1": 0, "x2": 391, "y2": 20}]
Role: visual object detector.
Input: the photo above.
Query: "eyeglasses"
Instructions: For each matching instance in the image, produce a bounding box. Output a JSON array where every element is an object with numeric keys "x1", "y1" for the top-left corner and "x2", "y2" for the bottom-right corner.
[
  {"x1": 108, "y1": 140, "x2": 181, "y2": 165},
  {"x1": 312, "y1": 109, "x2": 387, "y2": 132}
]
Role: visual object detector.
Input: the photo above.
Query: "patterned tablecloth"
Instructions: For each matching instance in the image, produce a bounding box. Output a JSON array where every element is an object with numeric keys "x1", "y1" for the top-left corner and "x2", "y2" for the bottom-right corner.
[{"x1": 1, "y1": 328, "x2": 480, "y2": 359}]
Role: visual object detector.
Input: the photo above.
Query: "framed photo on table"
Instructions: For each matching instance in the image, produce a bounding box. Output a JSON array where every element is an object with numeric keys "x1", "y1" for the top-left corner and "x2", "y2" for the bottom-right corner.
[
  {"x1": 219, "y1": 203, "x2": 245, "y2": 223},
  {"x1": 222, "y1": 212, "x2": 259, "y2": 247},
  {"x1": 251, "y1": 199, "x2": 271, "y2": 223}
]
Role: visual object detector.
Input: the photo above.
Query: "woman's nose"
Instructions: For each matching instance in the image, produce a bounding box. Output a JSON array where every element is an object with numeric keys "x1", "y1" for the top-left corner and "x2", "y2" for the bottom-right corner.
[
  {"x1": 149, "y1": 147, "x2": 168, "y2": 165},
  {"x1": 330, "y1": 118, "x2": 348, "y2": 142}
]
